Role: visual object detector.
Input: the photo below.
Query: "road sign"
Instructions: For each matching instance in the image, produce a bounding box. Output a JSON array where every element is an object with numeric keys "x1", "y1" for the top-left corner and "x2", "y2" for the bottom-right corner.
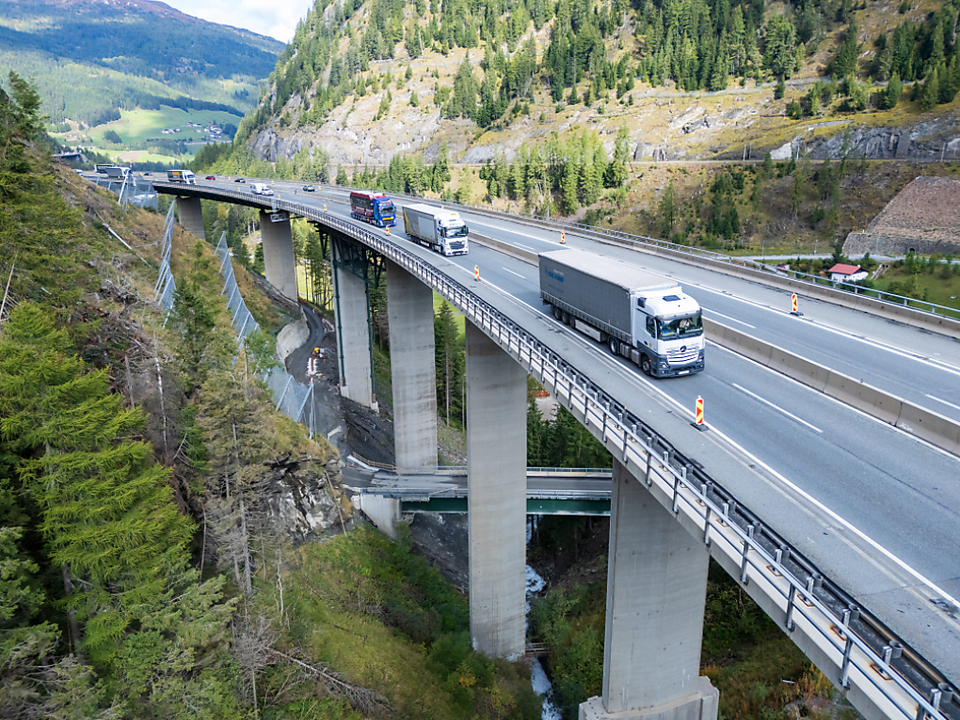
[{"x1": 269, "y1": 211, "x2": 289, "y2": 223}]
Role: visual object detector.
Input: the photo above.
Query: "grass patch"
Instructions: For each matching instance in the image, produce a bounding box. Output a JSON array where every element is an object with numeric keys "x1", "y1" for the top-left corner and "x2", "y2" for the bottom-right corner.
[
  {"x1": 873, "y1": 261, "x2": 960, "y2": 310},
  {"x1": 264, "y1": 525, "x2": 542, "y2": 719}
]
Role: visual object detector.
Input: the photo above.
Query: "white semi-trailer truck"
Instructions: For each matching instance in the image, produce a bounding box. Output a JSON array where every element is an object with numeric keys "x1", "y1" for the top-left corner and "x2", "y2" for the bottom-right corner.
[
  {"x1": 402, "y1": 203, "x2": 469, "y2": 256},
  {"x1": 539, "y1": 248, "x2": 704, "y2": 377}
]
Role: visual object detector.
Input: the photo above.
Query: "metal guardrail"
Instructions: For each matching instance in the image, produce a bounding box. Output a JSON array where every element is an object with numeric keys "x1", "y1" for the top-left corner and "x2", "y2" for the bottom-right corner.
[{"x1": 154, "y1": 181, "x2": 957, "y2": 720}]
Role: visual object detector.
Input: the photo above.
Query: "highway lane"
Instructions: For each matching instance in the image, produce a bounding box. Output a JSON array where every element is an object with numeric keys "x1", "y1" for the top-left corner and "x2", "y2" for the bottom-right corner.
[
  {"x1": 459, "y1": 211, "x2": 960, "y2": 424},
  {"x1": 187, "y1": 180, "x2": 960, "y2": 683}
]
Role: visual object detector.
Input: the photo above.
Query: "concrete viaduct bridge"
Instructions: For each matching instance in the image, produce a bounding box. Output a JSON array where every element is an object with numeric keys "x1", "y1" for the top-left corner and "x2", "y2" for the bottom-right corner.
[{"x1": 154, "y1": 179, "x2": 960, "y2": 720}]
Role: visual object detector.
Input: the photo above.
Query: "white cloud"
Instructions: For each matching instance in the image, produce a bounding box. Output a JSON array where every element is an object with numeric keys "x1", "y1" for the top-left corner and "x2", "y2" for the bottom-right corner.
[{"x1": 162, "y1": 0, "x2": 313, "y2": 43}]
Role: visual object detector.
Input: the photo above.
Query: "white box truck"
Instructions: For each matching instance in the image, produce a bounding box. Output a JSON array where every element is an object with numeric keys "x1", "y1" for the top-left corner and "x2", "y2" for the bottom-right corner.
[
  {"x1": 539, "y1": 248, "x2": 704, "y2": 377},
  {"x1": 402, "y1": 203, "x2": 469, "y2": 256},
  {"x1": 167, "y1": 169, "x2": 196, "y2": 184}
]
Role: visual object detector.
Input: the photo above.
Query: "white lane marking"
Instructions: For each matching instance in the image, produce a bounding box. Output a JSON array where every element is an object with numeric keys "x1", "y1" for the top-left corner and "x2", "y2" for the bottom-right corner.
[
  {"x1": 703, "y1": 309, "x2": 755, "y2": 328},
  {"x1": 515, "y1": 243, "x2": 536, "y2": 251},
  {"x1": 634, "y1": 356, "x2": 960, "y2": 612},
  {"x1": 926, "y1": 393, "x2": 960, "y2": 413},
  {"x1": 503, "y1": 267, "x2": 527, "y2": 280},
  {"x1": 732, "y1": 383, "x2": 823, "y2": 433}
]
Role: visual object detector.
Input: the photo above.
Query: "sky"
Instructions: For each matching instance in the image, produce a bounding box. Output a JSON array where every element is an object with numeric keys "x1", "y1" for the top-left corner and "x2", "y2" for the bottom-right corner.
[{"x1": 162, "y1": 0, "x2": 313, "y2": 43}]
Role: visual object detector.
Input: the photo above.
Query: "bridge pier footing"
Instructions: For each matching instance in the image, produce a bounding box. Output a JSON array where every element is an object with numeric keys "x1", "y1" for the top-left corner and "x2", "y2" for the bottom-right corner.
[
  {"x1": 386, "y1": 260, "x2": 438, "y2": 469},
  {"x1": 465, "y1": 319, "x2": 526, "y2": 659},
  {"x1": 259, "y1": 210, "x2": 298, "y2": 302},
  {"x1": 582, "y1": 459, "x2": 717, "y2": 720},
  {"x1": 176, "y1": 196, "x2": 205, "y2": 240}
]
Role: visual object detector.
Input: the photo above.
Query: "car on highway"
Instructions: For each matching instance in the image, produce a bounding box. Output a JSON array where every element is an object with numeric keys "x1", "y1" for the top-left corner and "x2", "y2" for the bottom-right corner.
[
  {"x1": 205, "y1": 175, "x2": 216, "y2": 180},
  {"x1": 74, "y1": 168, "x2": 84, "y2": 175},
  {"x1": 302, "y1": 184, "x2": 315, "y2": 192},
  {"x1": 235, "y1": 177, "x2": 245, "y2": 183},
  {"x1": 142, "y1": 172, "x2": 151, "y2": 176}
]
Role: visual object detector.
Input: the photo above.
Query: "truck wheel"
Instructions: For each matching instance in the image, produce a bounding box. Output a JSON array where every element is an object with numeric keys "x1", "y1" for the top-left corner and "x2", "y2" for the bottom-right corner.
[
  {"x1": 608, "y1": 337, "x2": 618, "y2": 356},
  {"x1": 640, "y1": 355, "x2": 652, "y2": 376},
  {"x1": 561, "y1": 311, "x2": 571, "y2": 325},
  {"x1": 552, "y1": 305, "x2": 562, "y2": 321}
]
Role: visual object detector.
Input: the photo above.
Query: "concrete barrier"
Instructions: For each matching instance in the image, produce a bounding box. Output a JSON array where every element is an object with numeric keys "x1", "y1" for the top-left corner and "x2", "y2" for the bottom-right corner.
[
  {"x1": 896, "y1": 403, "x2": 960, "y2": 456},
  {"x1": 470, "y1": 232, "x2": 538, "y2": 265},
  {"x1": 704, "y1": 318, "x2": 960, "y2": 457}
]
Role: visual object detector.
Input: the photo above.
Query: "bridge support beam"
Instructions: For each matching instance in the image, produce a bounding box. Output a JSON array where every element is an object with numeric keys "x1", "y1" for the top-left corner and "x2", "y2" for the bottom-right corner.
[
  {"x1": 465, "y1": 320, "x2": 526, "y2": 659},
  {"x1": 258, "y1": 210, "x2": 298, "y2": 302},
  {"x1": 332, "y1": 262, "x2": 374, "y2": 410},
  {"x1": 176, "y1": 196, "x2": 205, "y2": 240},
  {"x1": 386, "y1": 260, "x2": 438, "y2": 469},
  {"x1": 580, "y1": 459, "x2": 717, "y2": 720}
]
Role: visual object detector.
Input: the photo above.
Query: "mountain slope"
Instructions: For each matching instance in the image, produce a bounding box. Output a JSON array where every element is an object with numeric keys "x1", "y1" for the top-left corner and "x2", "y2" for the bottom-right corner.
[
  {"x1": 237, "y1": 0, "x2": 960, "y2": 169},
  {"x1": 0, "y1": 0, "x2": 284, "y2": 125}
]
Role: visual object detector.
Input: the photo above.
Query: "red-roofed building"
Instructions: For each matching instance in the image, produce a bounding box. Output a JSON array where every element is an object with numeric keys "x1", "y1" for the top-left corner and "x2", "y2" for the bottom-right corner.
[{"x1": 828, "y1": 263, "x2": 868, "y2": 283}]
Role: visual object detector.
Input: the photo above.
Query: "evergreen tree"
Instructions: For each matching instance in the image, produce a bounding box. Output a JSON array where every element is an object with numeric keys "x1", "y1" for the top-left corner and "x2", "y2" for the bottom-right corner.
[
  {"x1": 562, "y1": 157, "x2": 580, "y2": 215},
  {"x1": 920, "y1": 65, "x2": 940, "y2": 109},
  {"x1": 884, "y1": 72, "x2": 903, "y2": 108},
  {"x1": 434, "y1": 301, "x2": 464, "y2": 426},
  {"x1": 579, "y1": 151, "x2": 601, "y2": 205},
  {"x1": 939, "y1": 56, "x2": 958, "y2": 104},
  {"x1": 0, "y1": 303, "x2": 196, "y2": 666}
]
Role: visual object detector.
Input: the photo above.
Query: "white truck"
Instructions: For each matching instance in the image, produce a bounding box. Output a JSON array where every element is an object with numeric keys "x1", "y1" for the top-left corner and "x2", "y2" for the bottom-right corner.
[
  {"x1": 250, "y1": 182, "x2": 274, "y2": 196},
  {"x1": 539, "y1": 248, "x2": 704, "y2": 377},
  {"x1": 167, "y1": 169, "x2": 196, "y2": 185},
  {"x1": 402, "y1": 203, "x2": 469, "y2": 256}
]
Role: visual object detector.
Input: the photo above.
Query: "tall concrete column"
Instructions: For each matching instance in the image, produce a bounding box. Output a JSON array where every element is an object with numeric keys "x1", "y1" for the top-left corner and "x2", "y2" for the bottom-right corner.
[
  {"x1": 580, "y1": 460, "x2": 718, "y2": 720},
  {"x1": 258, "y1": 209, "x2": 298, "y2": 302},
  {"x1": 332, "y1": 264, "x2": 374, "y2": 408},
  {"x1": 385, "y1": 260, "x2": 438, "y2": 469},
  {"x1": 176, "y1": 196, "x2": 205, "y2": 240},
  {"x1": 466, "y1": 320, "x2": 526, "y2": 659}
]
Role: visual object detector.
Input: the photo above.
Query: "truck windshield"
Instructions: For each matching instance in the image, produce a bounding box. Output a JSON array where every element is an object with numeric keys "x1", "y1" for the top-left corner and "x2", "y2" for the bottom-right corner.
[
  {"x1": 446, "y1": 224, "x2": 468, "y2": 238},
  {"x1": 658, "y1": 313, "x2": 703, "y2": 340},
  {"x1": 379, "y1": 201, "x2": 395, "y2": 215}
]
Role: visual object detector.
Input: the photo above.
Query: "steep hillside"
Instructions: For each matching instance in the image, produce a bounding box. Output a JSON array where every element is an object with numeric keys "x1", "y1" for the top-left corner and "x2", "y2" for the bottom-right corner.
[{"x1": 239, "y1": 0, "x2": 960, "y2": 169}]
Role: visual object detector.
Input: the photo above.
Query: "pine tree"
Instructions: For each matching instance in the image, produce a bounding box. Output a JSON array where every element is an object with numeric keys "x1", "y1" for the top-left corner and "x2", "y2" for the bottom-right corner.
[
  {"x1": 884, "y1": 72, "x2": 903, "y2": 109},
  {"x1": 0, "y1": 303, "x2": 196, "y2": 666},
  {"x1": 562, "y1": 157, "x2": 580, "y2": 215},
  {"x1": 920, "y1": 65, "x2": 940, "y2": 109}
]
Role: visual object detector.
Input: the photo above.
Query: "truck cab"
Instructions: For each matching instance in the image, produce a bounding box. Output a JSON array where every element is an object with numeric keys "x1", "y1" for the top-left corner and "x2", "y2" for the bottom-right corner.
[{"x1": 632, "y1": 291, "x2": 704, "y2": 377}]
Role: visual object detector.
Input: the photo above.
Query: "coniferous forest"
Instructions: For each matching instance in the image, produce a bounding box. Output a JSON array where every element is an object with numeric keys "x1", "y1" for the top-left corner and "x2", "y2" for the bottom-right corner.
[{"x1": 0, "y1": 72, "x2": 551, "y2": 719}]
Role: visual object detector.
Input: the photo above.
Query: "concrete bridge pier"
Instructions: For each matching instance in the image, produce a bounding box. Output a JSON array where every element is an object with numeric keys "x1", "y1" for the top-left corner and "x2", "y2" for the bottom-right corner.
[
  {"x1": 331, "y1": 252, "x2": 375, "y2": 409},
  {"x1": 258, "y1": 209, "x2": 298, "y2": 302},
  {"x1": 465, "y1": 320, "x2": 526, "y2": 659},
  {"x1": 385, "y1": 260, "x2": 438, "y2": 469},
  {"x1": 580, "y1": 460, "x2": 718, "y2": 720},
  {"x1": 176, "y1": 196, "x2": 205, "y2": 240}
]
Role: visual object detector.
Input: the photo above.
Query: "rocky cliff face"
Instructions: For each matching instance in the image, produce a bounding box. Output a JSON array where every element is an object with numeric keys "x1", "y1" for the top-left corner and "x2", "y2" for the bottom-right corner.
[{"x1": 261, "y1": 457, "x2": 352, "y2": 543}]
